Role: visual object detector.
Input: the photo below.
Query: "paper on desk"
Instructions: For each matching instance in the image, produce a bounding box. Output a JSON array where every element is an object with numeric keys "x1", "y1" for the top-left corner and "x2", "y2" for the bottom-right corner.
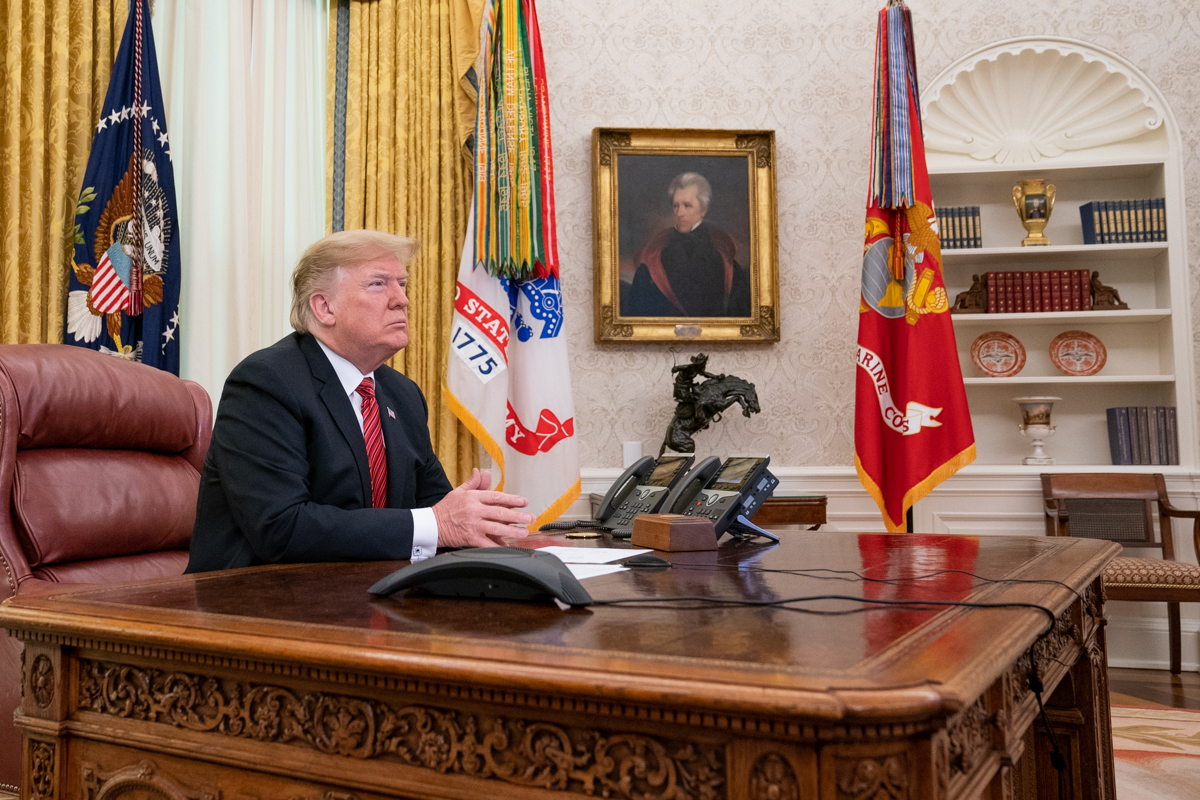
[
  {"x1": 566, "y1": 563, "x2": 628, "y2": 581},
  {"x1": 538, "y1": 546, "x2": 649, "y2": 564}
]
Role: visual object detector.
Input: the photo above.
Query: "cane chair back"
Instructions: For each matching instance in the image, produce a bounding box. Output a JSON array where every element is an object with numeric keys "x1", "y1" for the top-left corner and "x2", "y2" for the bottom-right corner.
[
  {"x1": 1041, "y1": 473, "x2": 1172, "y2": 558},
  {"x1": 1041, "y1": 472, "x2": 1200, "y2": 674}
]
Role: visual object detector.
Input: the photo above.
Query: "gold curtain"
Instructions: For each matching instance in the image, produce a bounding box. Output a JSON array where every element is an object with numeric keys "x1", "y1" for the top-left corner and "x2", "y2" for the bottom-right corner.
[
  {"x1": 0, "y1": 0, "x2": 127, "y2": 344},
  {"x1": 329, "y1": 0, "x2": 481, "y2": 484}
]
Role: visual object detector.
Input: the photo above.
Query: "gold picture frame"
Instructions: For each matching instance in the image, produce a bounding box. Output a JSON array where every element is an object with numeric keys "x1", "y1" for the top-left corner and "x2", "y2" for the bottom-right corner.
[{"x1": 592, "y1": 128, "x2": 780, "y2": 343}]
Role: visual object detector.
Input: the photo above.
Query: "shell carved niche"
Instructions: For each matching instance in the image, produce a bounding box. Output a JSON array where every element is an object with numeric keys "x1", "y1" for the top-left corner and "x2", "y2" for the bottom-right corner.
[{"x1": 922, "y1": 38, "x2": 1166, "y2": 165}]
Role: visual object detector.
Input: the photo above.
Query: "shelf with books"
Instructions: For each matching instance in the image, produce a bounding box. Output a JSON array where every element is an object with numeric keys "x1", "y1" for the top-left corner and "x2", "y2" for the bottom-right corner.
[
  {"x1": 959, "y1": 379, "x2": 1177, "y2": 467},
  {"x1": 953, "y1": 309, "x2": 1171, "y2": 326},
  {"x1": 941, "y1": 242, "x2": 1167, "y2": 266}
]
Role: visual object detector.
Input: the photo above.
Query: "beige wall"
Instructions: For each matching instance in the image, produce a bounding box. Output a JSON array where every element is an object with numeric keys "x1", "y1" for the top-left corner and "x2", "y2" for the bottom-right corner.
[{"x1": 537, "y1": 0, "x2": 1200, "y2": 469}]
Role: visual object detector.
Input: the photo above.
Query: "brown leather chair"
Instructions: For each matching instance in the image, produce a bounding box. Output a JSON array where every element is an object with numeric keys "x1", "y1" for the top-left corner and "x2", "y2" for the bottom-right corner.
[
  {"x1": 1041, "y1": 473, "x2": 1200, "y2": 674},
  {"x1": 0, "y1": 344, "x2": 211, "y2": 789}
]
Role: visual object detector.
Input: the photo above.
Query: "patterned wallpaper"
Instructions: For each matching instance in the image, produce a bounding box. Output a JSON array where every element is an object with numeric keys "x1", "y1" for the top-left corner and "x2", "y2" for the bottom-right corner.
[{"x1": 537, "y1": 0, "x2": 1200, "y2": 469}]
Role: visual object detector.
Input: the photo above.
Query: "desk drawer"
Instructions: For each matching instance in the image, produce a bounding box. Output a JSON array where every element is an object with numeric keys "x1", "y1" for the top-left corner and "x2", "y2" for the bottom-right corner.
[{"x1": 69, "y1": 740, "x2": 396, "y2": 800}]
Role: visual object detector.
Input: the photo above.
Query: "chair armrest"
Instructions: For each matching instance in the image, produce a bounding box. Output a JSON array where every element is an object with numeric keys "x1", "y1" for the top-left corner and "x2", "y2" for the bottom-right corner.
[
  {"x1": 1161, "y1": 499, "x2": 1200, "y2": 518},
  {"x1": 1043, "y1": 498, "x2": 1068, "y2": 535},
  {"x1": 1160, "y1": 500, "x2": 1200, "y2": 563}
]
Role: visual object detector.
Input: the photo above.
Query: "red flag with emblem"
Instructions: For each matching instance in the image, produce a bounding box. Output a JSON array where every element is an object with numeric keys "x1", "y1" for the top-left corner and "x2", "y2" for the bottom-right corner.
[{"x1": 855, "y1": 1, "x2": 975, "y2": 532}]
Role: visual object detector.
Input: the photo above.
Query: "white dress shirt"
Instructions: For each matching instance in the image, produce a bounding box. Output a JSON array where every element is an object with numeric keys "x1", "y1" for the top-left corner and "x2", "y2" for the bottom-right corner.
[{"x1": 315, "y1": 338, "x2": 438, "y2": 562}]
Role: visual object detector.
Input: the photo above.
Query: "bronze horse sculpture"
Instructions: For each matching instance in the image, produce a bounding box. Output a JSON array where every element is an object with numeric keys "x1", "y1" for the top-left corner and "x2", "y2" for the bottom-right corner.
[{"x1": 660, "y1": 357, "x2": 761, "y2": 456}]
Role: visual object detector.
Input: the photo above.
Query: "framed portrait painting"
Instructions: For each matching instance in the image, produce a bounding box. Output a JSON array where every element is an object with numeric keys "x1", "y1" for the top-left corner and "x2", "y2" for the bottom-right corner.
[{"x1": 592, "y1": 128, "x2": 779, "y2": 343}]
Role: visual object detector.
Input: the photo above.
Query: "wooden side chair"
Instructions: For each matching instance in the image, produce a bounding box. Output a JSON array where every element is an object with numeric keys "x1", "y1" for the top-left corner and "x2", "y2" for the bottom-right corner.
[{"x1": 1041, "y1": 473, "x2": 1200, "y2": 674}]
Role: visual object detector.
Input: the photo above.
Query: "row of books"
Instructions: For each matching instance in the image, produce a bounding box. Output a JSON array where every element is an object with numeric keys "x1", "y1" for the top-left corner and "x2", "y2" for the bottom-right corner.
[
  {"x1": 937, "y1": 206, "x2": 981, "y2": 249},
  {"x1": 1080, "y1": 199, "x2": 1167, "y2": 244},
  {"x1": 985, "y1": 270, "x2": 1092, "y2": 314},
  {"x1": 1106, "y1": 406, "x2": 1179, "y2": 465}
]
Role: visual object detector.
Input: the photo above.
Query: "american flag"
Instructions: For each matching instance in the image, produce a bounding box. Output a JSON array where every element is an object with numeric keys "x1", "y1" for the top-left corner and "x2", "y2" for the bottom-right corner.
[{"x1": 90, "y1": 246, "x2": 132, "y2": 313}]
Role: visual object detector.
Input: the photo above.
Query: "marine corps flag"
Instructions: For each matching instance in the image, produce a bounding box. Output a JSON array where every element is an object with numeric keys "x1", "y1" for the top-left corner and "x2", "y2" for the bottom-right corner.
[
  {"x1": 64, "y1": 0, "x2": 181, "y2": 373},
  {"x1": 446, "y1": 0, "x2": 580, "y2": 527},
  {"x1": 855, "y1": 1, "x2": 975, "y2": 531}
]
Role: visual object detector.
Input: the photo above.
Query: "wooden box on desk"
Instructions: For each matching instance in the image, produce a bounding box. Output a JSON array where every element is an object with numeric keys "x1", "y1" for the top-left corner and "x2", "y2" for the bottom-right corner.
[{"x1": 631, "y1": 514, "x2": 717, "y2": 551}]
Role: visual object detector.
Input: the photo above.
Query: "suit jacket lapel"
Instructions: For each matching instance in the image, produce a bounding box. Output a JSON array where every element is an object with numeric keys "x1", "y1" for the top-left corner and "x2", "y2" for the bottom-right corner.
[{"x1": 299, "y1": 333, "x2": 373, "y2": 505}]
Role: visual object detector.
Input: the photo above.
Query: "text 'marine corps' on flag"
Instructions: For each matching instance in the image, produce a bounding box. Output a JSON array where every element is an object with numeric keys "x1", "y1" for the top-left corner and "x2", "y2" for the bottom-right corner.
[
  {"x1": 65, "y1": 0, "x2": 181, "y2": 374},
  {"x1": 446, "y1": 0, "x2": 580, "y2": 528},
  {"x1": 854, "y1": 1, "x2": 975, "y2": 532}
]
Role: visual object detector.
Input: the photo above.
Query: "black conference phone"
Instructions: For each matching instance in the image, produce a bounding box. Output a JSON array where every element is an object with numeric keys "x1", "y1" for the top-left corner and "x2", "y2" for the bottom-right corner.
[
  {"x1": 661, "y1": 455, "x2": 780, "y2": 541},
  {"x1": 368, "y1": 547, "x2": 593, "y2": 606},
  {"x1": 594, "y1": 454, "x2": 695, "y2": 535}
]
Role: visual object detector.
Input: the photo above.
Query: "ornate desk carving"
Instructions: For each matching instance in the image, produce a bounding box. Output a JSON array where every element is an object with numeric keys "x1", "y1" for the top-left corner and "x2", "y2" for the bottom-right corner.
[{"x1": 0, "y1": 533, "x2": 1117, "y2": 800}]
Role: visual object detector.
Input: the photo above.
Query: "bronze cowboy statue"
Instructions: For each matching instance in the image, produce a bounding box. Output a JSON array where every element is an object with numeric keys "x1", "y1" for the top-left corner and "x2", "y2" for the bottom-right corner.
[{"x1": 661, "y1": 354, "x2": 761, "y2": 455}]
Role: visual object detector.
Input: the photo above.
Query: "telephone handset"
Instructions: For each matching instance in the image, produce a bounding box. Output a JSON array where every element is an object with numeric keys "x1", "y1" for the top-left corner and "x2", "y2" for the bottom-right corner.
[
  {"x1": 664, "y1": 456, "x2": 780, "y2": 541},
  {"x1": 660, "y1": 456, "x2": 722, "y2": 517},
  {"x1": 595, "y1": 454, "x2": 696, "y2": 535}
]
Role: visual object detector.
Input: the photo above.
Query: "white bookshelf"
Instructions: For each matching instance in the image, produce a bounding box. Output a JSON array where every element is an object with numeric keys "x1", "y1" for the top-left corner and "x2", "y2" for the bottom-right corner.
[{"x1": 921, "y1": 37, "x2": 1194, "y2": 470}]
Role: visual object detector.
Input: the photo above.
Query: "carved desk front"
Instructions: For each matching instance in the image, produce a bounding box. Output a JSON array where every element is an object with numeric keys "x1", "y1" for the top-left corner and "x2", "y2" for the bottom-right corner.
[{"x1": 0, "y1": 532, "x2": 1118, "y2": 800}]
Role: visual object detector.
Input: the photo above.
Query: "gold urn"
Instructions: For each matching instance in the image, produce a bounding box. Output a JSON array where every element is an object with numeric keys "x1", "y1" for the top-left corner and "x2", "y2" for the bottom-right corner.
[{"x1": 1011, "y1": 179, "x2": 1056, "y2": 246}]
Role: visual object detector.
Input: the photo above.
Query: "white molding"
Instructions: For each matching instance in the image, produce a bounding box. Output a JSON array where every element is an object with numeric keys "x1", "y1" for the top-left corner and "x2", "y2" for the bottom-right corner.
[
  {"x1": 1106, "y1": 614, "x2": 1200, "y2": 672},
  {"x1": 921, "y1": 37, "x2": 1168, "y2": 165}
]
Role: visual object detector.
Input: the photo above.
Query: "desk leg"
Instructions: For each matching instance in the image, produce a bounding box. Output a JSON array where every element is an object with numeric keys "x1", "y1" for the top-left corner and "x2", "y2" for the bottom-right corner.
[
  {"x1": 1026, "y1": 595, "x2": 1116, "y2": 799},
  {"x1": 1073, "y1": 612, "x2": 1116, "y2": 799}
]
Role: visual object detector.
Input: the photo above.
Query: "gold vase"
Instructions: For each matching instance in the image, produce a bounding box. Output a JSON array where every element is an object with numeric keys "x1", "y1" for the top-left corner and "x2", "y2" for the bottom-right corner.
[{"x1": 1011, "y1": 179, "x2": 1056, "y2": 246}]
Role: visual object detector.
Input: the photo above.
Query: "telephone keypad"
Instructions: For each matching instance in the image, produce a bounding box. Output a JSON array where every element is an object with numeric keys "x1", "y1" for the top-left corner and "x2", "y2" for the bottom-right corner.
[{"x1": 603, "y1": 485, "x2": 669, "y2": 534}]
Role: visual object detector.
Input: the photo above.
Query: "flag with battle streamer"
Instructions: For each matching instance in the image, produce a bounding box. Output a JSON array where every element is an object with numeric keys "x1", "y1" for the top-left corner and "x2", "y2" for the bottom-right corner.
[
  {"x1": 64, "y1": 0, "x2": 180, "y2": 372},
  {"x1": 446, "y1": 0, "x2": 580, "y2": 527},
  {"x1": 855, "y1": 1, "x2": 975, "y2": 532}
]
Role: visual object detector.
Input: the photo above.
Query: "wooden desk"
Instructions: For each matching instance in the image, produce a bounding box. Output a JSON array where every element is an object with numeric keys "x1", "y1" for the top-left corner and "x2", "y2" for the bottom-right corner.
[
  {"x1": 0, "y1": 533, "x2": 1117, "y2": 800},
  {"x1": 754, "y1": 495, "x2": 827, "y2": 528}
]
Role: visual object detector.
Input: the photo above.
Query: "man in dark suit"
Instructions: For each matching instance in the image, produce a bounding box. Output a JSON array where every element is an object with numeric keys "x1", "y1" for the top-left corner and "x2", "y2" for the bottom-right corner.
[{"x1": 187, "y1": 230, "x2": 532, "y2": 572}]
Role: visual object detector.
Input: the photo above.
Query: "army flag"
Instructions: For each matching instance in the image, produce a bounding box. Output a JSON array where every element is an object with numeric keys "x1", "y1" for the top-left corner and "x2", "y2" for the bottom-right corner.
[
  {"x1": 854, "y1": 1, "x2": 975, "y2": 532},
  {"x1": 446, "y1": 0, "x2": 580, "y2": 527},
  {"x1": 65, "y1": 0, "x2": 180, "y2": 373}
]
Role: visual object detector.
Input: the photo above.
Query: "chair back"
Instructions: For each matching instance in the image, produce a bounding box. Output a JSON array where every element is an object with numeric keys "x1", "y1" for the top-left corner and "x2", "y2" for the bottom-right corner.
[
  {"x1": 0, "y1": 344, "x2": 212, "y2": 593},
  {"x1": 1040, "y1": 473, "x2": 1172, "y2": 557},
  {"x1": 0, "y1": 344, "x2": 212, "y2": 786}
]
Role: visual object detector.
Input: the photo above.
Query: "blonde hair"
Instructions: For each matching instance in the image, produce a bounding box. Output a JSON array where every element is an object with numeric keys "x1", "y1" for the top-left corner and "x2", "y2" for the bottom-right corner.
[{"x1": 290, "y1": 229, "x2": 419, "y2": 333}]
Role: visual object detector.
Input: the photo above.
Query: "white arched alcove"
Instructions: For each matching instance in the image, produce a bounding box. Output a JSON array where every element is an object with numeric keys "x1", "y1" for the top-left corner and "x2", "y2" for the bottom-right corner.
[
  {"x1": 911, "y1": 37, "x2": 1194, "y2": 475},
  {"x1": 921, "y1": 37, "x2": 1170, "y2": 167}
]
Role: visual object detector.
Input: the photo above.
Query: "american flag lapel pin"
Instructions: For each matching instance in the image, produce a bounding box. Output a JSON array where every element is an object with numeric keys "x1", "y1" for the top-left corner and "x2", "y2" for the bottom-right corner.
[{"x1": 387, "y1": 407, "x2": 395, "y2": 419}]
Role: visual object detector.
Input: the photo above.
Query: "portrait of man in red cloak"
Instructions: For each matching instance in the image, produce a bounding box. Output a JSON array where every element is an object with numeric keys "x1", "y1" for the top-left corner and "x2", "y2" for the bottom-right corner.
[{"x1": 617, "y1": 159, "x2": 753, "y2": 320}]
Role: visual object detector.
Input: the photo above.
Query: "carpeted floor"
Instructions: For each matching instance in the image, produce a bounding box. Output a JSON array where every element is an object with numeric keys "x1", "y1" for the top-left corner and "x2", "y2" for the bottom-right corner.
[{"x1": 1112, "y1": 704, "x2": 1200, "y2": 798}]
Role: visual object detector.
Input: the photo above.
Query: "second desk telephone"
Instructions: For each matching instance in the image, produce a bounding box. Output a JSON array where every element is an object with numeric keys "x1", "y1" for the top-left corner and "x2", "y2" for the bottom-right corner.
[{"x1": 592, "y1": 454, "x2": 778, "y2": 541}]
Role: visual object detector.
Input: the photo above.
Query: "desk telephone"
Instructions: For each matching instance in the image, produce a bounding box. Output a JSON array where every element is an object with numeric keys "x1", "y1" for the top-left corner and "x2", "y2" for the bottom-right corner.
[
  {"x1": 594, "y1": 454, "x2": 695, "y2": 535},
  {"x1": 587, "y1": 454, "x2": 779, "y2": 541},
  {"x1": 662, "y1": 455, "x2": 779, "y2": 541}
]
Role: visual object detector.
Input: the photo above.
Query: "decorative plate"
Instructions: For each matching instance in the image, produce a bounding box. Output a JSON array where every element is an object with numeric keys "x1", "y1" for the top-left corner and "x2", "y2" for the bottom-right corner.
[
  {"x1": 970, "y1": 331, "x2": 1026, "y2": 377},
  {"x1": 1049, "y1": 330, "x2": 1106, "y2": 376}
]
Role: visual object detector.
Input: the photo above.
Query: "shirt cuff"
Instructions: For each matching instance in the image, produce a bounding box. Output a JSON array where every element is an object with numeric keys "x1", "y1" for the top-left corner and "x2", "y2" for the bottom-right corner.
[{"x1": 410, "y1": 507, "x2": 439, "y2": 562}]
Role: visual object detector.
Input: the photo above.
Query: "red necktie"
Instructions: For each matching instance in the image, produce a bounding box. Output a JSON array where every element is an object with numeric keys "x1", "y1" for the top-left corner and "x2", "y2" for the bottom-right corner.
[{"x1": 356, "y1": 378, "x2": 388, "y2": 508}]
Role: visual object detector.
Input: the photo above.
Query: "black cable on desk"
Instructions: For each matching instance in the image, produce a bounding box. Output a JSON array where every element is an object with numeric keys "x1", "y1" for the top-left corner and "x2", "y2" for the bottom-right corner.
[{"x1": 593, "y1": 588, "x2": 1072, "y2": 775}]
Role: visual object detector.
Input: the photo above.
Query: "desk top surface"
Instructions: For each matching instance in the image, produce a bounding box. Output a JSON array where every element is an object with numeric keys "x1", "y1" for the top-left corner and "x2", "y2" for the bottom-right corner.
[{"x1": 1, "y1": 532, "x2": 1117, "y2": 722}]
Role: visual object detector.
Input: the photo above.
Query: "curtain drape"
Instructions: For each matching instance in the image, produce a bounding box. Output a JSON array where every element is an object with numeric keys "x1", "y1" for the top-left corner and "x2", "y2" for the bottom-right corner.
[
  {"x1": 154, "y1": 0, "x2": 327, "y2": 404},
  {"x1": 0, "y1": 0, "x2": 127, "y2": 344},
  {"x1": 329, "y1": 0, "x2": 480, "y2": 484}
]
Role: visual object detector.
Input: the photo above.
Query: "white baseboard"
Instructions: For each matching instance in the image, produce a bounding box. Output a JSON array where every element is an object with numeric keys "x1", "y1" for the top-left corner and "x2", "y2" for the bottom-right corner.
[{"x1": 1105, "y1": 613, "x2": 1200, "y2": 672}]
